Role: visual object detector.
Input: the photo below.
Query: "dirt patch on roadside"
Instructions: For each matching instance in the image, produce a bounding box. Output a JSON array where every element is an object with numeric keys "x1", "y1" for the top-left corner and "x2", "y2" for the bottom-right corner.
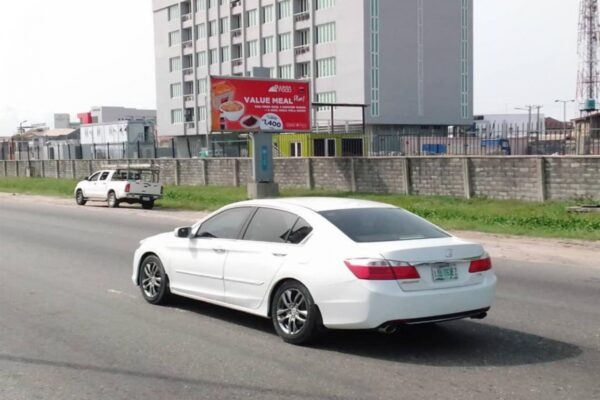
[{"x1": 454, "y1": 231, "x2": 600, "y2": 269}]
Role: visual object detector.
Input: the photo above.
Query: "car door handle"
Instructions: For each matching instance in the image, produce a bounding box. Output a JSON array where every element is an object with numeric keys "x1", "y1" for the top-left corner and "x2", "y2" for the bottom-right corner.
[
  {"x1": 272, "y1": 253, "x2": 287, "y2": 257},
  {"x1": 213, "y1": 248, "x2": 226, "y2": 254}
]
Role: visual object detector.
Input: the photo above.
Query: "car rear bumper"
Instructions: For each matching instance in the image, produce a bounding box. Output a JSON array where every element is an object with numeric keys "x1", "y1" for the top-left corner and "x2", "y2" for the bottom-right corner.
[
  {"x1": 124, "y1": 194, "x2": 162, "y2": 201},
  {"x1": 317, "y1": 273, "x2": 497, "y2": 329}
]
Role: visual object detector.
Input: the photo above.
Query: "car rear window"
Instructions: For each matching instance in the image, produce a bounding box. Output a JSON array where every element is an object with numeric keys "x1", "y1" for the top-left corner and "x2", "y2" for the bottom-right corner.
[{"x1": 319, "y1": 208, "x2": 449, "y2": 243}]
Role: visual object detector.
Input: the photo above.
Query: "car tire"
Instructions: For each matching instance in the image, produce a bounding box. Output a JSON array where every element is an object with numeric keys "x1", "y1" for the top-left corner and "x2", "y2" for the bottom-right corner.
[
  {"x1": 75, "y1": 190, "x2": 87, "y2": 206},
  {"x1": 107, "y1": 191, "x2": 119, "y2": 208},
  {"x1": 139, "y1": 255, "x2": 171, "y2": 305},
  {"x1": 271, "y1": 280, "x2": 322, "y2": 345},
  {"x1": 141, "y1": 200, "x2": 154, "y2": 210}
]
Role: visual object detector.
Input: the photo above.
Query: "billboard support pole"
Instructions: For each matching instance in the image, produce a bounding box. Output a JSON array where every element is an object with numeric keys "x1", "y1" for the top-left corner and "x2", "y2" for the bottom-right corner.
[{"x1": 248, "y1": 132, "x2": 279, "y2": 199}]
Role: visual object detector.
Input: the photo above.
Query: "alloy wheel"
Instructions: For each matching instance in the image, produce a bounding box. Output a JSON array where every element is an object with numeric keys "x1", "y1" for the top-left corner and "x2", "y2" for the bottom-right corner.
[
  {"x1": 276, "y1": 288, "x2": 308, "y2": 335},
  {"x1": 141, "y1": 261, "x2": 162, "y2": 299}
]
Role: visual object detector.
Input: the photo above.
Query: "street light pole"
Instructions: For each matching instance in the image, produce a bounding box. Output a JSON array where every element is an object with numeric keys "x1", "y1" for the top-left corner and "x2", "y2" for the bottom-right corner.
[
  {"x1": 555, "y1": 99, "x2": 575, "y2": 135},
  {"x1": 18, "y1": 120, "x2": 28, "y2": 136}
]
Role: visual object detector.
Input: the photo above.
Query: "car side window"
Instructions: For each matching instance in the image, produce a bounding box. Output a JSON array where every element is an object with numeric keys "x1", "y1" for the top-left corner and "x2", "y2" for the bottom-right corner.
[
  {"x1": 243, "y1": 208, "x2": 299, "y2": 244},
  {"x1": 287, "y1": 218, "x2": 313, "y2": 244},
  {"x1": 197, "y1": 207, "x2": 254, "y2": 240},
  {"x1": 99, "y1": 172, "x2": 110, "y2": 181},
  {"x1": 89, "y1": 172, "x2": 101, "y2": 181}
]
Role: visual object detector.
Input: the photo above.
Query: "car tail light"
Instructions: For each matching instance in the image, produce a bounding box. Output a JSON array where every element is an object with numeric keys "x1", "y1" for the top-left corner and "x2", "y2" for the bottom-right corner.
[
  {"x1": 125, "y1": 183, "x2": 131, "y2": 193},
  {"x1": 469, "y1": 257, "x2": 492, "y2": 273},
  {"x1": 344, "y1": 259, "x2": 420, "y2": 281}
]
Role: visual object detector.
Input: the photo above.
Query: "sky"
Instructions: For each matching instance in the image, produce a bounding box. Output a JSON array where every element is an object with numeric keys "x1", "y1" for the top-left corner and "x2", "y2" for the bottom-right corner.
[{"x1": 0, "y1": 0, "x2": 583, "y2": 136}]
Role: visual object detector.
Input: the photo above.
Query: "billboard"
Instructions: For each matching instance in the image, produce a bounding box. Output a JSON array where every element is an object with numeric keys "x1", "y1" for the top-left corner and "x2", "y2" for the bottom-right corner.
[{"x1": 210, "y1": 76, "x2": 311, "y2": 133}]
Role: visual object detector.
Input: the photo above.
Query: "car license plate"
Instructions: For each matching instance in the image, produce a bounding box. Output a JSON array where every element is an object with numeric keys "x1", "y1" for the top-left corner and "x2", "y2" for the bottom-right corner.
[
  {"x1": 431, "y1": 263, "x2": 458, "y2": 282},
  {"x1": 142, "y1": 196, "x2": 150, "y2": 201}
]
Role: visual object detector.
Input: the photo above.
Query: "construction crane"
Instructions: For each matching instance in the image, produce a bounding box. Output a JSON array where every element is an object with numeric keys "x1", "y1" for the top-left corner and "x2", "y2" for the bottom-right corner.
[{"x1": 577, "y1": 0, "x2": 600, "y2": 113}]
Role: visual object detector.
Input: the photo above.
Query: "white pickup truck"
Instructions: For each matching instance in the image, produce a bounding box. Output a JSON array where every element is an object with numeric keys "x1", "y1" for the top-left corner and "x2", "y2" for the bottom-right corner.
[{"x1": 74, "y1": 166, "x2": 163, "y2": 210}]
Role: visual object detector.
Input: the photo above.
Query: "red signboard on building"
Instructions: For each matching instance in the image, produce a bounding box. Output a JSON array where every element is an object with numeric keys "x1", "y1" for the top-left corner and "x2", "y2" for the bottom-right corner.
[{"x1": 210, "y1": 76, "x2": 311, "y2": 133}]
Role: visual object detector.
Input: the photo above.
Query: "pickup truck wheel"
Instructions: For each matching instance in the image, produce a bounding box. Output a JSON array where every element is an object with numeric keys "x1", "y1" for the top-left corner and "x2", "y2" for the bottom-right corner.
[
  {"x1": 140, "y1": 255, "x2": 170, "y2": 305},
  {"x1": 107, "y1": 191, "x2": 119, "y2": 208},
  {"x1": 141, "y1": 200, "x2": 154, "y2": 210},
  {"x1": 75, "y1": 190, "x2": 87, "y2": 206}
]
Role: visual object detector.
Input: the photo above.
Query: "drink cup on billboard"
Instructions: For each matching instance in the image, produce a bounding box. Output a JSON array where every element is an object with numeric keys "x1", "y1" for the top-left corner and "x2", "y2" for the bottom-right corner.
[{"x1": 220, "y1": 101, "x2": 245, "y2": 121}]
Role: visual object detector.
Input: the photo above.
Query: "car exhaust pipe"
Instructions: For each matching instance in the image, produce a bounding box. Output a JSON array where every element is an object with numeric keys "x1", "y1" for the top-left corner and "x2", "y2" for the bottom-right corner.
[
  {"x1": 470, "y1": 312, "x2": 487, "y2": 320},
  {"x1": 378, "y1": 324, "x2": 397, "y2": 335}
]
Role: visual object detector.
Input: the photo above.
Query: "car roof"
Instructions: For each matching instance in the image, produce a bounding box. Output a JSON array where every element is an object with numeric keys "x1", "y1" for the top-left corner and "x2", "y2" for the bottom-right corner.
[{"x1": 233, "y1": 197, "x2": 397, "y2": 213}]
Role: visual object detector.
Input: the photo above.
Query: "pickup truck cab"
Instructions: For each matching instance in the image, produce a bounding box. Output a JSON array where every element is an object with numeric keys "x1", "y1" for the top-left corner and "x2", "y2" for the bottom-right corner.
[{"x1": 75, "y1": 166, "x2": 162, "y2": 210}]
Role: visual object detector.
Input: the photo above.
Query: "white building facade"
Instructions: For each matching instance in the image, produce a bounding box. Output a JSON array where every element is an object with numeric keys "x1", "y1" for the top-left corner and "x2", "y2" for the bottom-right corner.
[{"x1": 153, "y1": 0, "x2": 473, "y2": 151}]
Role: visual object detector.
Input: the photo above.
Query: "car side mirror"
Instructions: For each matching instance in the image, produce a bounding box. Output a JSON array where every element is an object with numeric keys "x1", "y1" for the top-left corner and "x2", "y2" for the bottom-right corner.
[{"x1": 174, "y1": 227, "x2": 192, "y2": 238}]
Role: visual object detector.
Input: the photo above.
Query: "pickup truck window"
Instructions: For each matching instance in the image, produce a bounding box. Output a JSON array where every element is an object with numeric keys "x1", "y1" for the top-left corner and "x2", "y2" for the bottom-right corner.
[
  {"x1": 99, "y1": 172, "x2": 110, "y2": 181},
  {"x1": 89, "y1": 172, "x2": 101, "y2": 181}
]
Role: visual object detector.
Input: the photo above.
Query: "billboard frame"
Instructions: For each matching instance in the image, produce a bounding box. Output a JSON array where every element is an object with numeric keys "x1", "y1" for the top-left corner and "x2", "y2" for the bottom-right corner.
[{"x1": 209, "y1": 75, "x2": 312, "y2": 134}]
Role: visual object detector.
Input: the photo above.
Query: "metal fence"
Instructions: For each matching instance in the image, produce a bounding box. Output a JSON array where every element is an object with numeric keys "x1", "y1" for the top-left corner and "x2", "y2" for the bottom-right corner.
[{"x1": 2, "y1": 129, "x2": 599, "y2": 161}]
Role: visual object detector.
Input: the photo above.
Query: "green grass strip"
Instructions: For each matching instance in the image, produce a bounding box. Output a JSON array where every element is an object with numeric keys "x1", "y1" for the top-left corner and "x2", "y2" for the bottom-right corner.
[{"x1": 1, "y1": 177, "x2": 599, "y2": 240}]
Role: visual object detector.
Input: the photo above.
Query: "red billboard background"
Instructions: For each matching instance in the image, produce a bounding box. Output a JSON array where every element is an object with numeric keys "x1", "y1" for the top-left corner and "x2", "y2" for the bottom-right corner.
[{"x1": 210, "y1": 76, "x2": 311, "y2": 133}]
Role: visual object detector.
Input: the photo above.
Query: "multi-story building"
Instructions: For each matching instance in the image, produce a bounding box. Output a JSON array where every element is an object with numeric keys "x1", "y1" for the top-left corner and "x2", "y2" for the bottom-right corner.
[{"x1": 152, "y1": 0, "x2": 473, "y2": 154}]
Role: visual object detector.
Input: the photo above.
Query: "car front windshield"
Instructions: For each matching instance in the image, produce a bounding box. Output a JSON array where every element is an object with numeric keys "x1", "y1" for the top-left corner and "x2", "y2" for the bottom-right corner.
[{"x1": 319, "y1": 207, "x2": 449, "y2": 243}]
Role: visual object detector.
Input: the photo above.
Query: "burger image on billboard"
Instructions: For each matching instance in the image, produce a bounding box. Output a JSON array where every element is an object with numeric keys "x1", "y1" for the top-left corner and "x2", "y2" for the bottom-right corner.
[
  {"x1": 212, "y1": 81, "x2": 235, "y2": 108},
  {"x1": 220, "y1": 101, "x2": 245, "y2": 121}
]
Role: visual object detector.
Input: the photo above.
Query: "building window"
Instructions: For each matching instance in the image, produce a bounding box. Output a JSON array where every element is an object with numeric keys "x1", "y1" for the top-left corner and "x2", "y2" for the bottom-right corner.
[
  {"x1": 195, "y1": 23, "x2": 206, "y2": 39},
  {"x1": 208, "y1": 0, "x2": 216, "y2": 8},
  {"x1": 269, "y1": 67, "x2": 277, "y2": 78},
  {"x1": 296, "y1": 0, "x2": 309, "y2": 13},
  {"x1": 196, "y1": 51, "x2": 207, "y2": 67},
  {"x1": 370, "y1": 0, "x2": 380, "y2": 117},
  {"x1": 196, "y1": 0, "x2": 206, "y2": 10},
  {"x1": 316, "y1": 0, "x2": 335, "y2": 10},
  {"x1": 316, "y1": 57, "x2": 336, "y2": 78},
  {"x1": 198, "y1": 78, "x2": 207, "y2": 95},
  {"x1": 208, "y1": 20, "x2": 217, "y2": 37},
  {"x1": 219, "y1": 17, "x2": 229, "y2": 34},
  {"x1": 167, "y1": 4, "x2": 179, "y2": 21},
  {"x1": 262, "y1": 36, "x2": 275, "y2": 54},
  {"x1": 197, "y1": 106, "x2": 207, "y2": 121},
  {"x1": 232, "y1": 44, "x2": 242, "y2": 59},
  {"x1": 170, "y1": 83, "x2": 182, "y2": 98},
  {"x1": 279, "y1": 64, "x2": 293, "y2": 79},
  {"x1": 278, "y1": 0, "x2": 292, "y2": 19},
  {"x1": 315, "y1": 22, "x2": 335, "y2": 44},
  {"x1": 262, "y1": 5, "x2": 274, "y2": 23},
  {"x1": 278, "y1": 32, "x2": 292, "y2": 51},
  {"x1": 246, "y1": 40, "x2": 259, "y2": 58},
  {"x1": 246, "y1": 9, "x2": 258, "y2": 27},
  {"x1": 169, "y1": 56, "x2": 181, "y2": 72},
  {"x1": 290, "y1": 142, "x2": 302, "y2": 157},
  {"x1": 169, "y1": 30, "x2": 180, "y2": 47},
  {"x1": 209, "y1": 48, "x2": 218, "y2": 64},
  {"x1": 171, "y1": 109, "x2": 183, "y2": 124},
  {"x1": 220, "y1": 46, "x2": 230, "y2": 62},
  {"x1": 317, "y1": 91, "x2": 336, "y2": 111},
  {"x1": 296, "y1": 29, "x2": 310, "y2": 46},
  {"x1": 297, "y1": 62, "x2": 310, "y2": 78},
  {"x1": 461, "y1": 0, "x2": 470, "y2": 119}
]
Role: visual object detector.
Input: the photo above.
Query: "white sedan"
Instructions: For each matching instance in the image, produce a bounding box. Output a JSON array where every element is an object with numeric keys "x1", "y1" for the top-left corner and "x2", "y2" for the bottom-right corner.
[{"x1": 132, "y1": 198, "x2": 496, "y2": 345}]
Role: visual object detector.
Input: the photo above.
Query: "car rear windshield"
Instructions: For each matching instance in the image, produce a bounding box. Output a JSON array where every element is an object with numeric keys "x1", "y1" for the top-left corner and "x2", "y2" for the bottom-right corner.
[{"x1": 319, "y1": 208, "x2": 450, "y2": 243}]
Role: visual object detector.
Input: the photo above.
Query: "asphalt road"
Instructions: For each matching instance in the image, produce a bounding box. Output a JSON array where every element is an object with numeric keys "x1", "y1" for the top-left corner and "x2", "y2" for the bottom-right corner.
[{"x1": 1, "y1": 195, "x2": 599, "y2": 400}]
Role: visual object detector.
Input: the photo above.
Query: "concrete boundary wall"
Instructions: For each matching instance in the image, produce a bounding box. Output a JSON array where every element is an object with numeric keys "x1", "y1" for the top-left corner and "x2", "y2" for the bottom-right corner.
[{"x1": 1, "y1": 157, "x2": 599, "y2": 201}]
